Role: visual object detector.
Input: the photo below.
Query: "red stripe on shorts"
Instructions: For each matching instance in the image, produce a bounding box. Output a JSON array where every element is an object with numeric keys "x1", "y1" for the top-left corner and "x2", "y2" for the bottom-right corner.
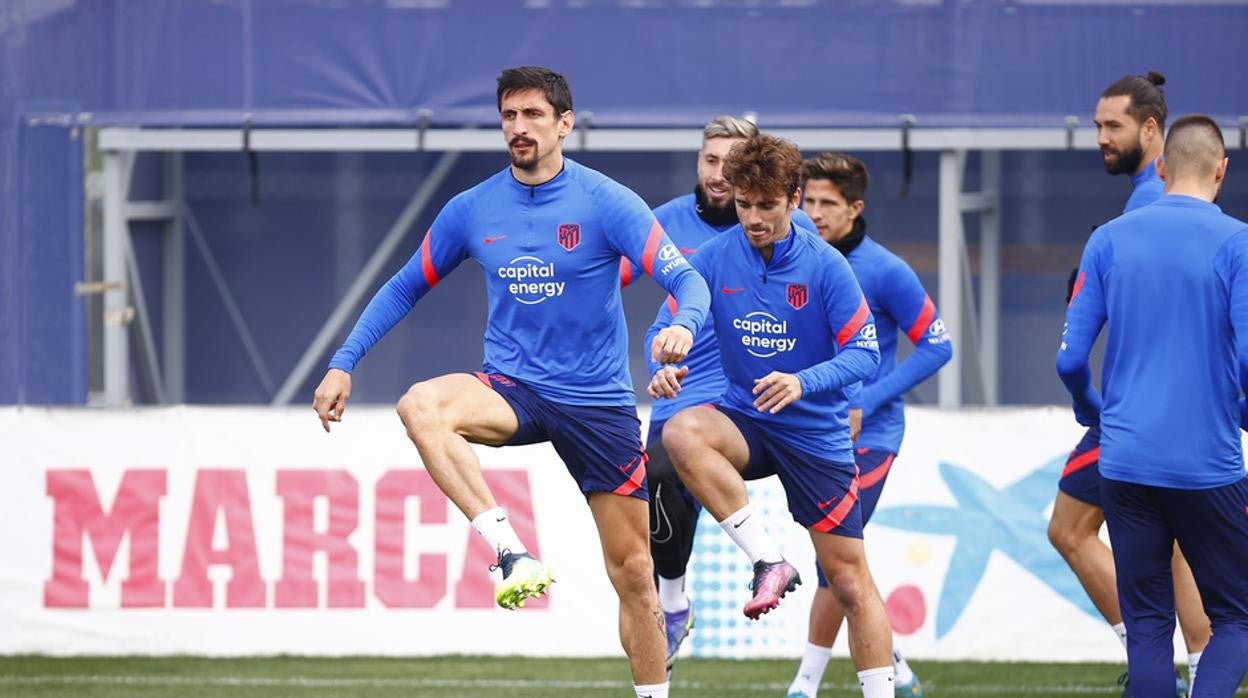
[
  {"x1": 812, "y1": 474, "x2": 861, "y2": 533},
  {"x1": 1062, "y1": 447, "x2": 1099, "y2": 478}
]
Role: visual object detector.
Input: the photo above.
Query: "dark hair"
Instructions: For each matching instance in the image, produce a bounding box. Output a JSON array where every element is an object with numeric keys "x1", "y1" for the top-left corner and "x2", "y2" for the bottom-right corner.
[
  {"x1": 800, "y1": 152, "x2": 870, "y2": 203},
  {"x1": 1101, "y1": 71, "x2": 1168, "y2": 130},
  {"x1": 1164, "y1": 114, "x2": 1226, "y2": 179},
  {"x1": 496, "y1": 66, "x2": 573, "y2": 115},
  {"x1": 722, "y1": 135, "x2": 803, "y2": 201}
]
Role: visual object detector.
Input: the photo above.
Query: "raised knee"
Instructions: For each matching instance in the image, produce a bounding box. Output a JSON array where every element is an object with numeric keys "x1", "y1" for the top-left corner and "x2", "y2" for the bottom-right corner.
[
  {"x1": 396, "y1": 382, "x2": 444, "y2": 435},
  {"x1": 661, "y1": 410, "x2": 706, "y2": 463},
  {"x1": 1047, "y1": 519, "x2": 1076, "y2": 555}
]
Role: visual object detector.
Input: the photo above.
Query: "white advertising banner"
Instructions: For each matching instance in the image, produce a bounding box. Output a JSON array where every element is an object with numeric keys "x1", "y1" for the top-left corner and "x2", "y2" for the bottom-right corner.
[{"x1": 0, "y1": 405, "x2": 1187, "y2": 661}]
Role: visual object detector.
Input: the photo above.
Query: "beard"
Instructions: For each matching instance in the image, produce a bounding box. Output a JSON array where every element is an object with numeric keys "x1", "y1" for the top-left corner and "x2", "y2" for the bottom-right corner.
[
  {"x1": 694, "y1": 184, "x2": 739, "y2": 227},
  {"x1": 509, "y1": 138, "x2": 539, "y2": 170},
  {"x1": 1103, "y1": 141, "x2": 1144, "y2": 176}
]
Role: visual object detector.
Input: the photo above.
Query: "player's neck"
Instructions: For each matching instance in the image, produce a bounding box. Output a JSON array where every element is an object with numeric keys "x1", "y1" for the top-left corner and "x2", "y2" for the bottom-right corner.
[
  {"x1": 1164, "y1": 179, "x2": 1217, "y2": 203},
  {"x1": 1133, "y1": 149, "x2": 1161, "y2": 178},
  {"x1": 512, "y1": 151, "x2": 565, "y2": 187}
]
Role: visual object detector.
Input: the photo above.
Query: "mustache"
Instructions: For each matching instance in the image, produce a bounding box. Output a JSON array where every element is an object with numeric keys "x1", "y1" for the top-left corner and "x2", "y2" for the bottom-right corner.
[{"x1": 510, "y1": 137, "x2": 536, "y2": 147}]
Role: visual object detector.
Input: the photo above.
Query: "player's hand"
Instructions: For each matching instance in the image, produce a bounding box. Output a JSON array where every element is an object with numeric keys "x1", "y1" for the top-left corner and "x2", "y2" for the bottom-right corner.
[
  {"x1": 752, "y1": 371, "x2": 802, "y2": 414},
  {"x1": 313, "y1": 368, "x2": 352, "y2": 433},
  {"x1": 647, "y1": 365, "x2": 689, "y2": 399},
  {"x1": 651, "y1": 325, "x2": 694, "y2": 364},
  {"x1": 849, "y1": 408, "x2": 863, "y2": 442}
]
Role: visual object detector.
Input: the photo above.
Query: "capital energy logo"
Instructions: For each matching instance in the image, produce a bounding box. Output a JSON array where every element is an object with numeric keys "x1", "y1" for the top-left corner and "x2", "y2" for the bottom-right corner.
[
  {"x1": 498, "y1": 255, "x2": 565, "y2": 304},
  {"x1": 731, "y1": 311, "x2": 797, "y2": 358}
]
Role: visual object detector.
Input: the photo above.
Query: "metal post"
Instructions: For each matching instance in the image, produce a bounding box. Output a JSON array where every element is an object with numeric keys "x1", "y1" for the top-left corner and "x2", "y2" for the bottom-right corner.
[
  {"x1": 164, "y1": 152, "x2": 186, "y2": 402},
  {"x1": 980, "y1": 150, "x2": 1001, "y2": 406},
  {"x1": 101, "y1": 151, "x2": 131, "y2": 405},
  {"x1": 938, "y1": 149, "x2": 965, "y2": 407}
]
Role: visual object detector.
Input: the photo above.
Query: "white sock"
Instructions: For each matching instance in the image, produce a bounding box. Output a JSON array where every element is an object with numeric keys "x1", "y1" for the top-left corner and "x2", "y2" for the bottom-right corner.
[
  {"x1": 635, "y1": 681, "x2": 668, "y2": 698},
  {"x1": 470, "y1": 507, "x2": 527, "y2": 557},
  {"x1": 892, "y1": 645, "x2": 915, "y2": 684},
  {"x1": 857, "y1": 666, "x2": 896, "y2": 698},
  {"x1": 719, "y1": 505, "x2": 782, "y2": 565},
  {"x1": 1112, "y1": 622, "x2": 1128, "y2": 651},
  {"x1": 1188, "y1": 651, "x2": 1201, "y2": 689},
  {"x1": 787, "y1": 643, "x2": 833, "y2": 697},
  {"x1": 657, "y1": 575, "x2": 689, "y2": 613}
]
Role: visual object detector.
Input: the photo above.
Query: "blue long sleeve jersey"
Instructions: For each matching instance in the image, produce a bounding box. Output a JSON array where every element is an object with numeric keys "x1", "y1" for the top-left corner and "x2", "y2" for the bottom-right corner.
[
  {"x1": 637, "y1": 194, "x2": 815, "y2": 424},
  {"x1": 1125, "y1": 160, "x2": 1164, "y2": 213},
  {"x1": 328, "y1": 158, "x2": 710, "y2": 406},
  {"x1": 1057, "y1": 195, "x2": 1248, "y2": 489},
  {"x1": 844, "y1": 235, "x2": 952, "y2": 453},
  {"x1": 663, "y1": 224, "x2": 880, "y2": 460}
]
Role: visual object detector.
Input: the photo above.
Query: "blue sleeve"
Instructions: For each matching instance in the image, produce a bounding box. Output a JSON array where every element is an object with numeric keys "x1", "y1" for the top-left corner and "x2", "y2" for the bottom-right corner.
[
  {"x1": 1055, "y1": 229, "x2": 1109, "y2": 425},
  {"x1": 598, "y1": 181, "x2": 710, "y2": 336},
  {"x1": 328, "y1": 196, "x2": 471, "y2": 372},
  {"x1": 642, "y1": 296, "x2": 679, "y2": 377},
  {"x1": 859, "y1": 263, "x2": 953, "y2": 417},
  {"x1": 1215, "y1": 228, "x2": 1248, "y2": 399},
  {"x1": 795, "y1": 251, "x2": 881, "y2": 395}
]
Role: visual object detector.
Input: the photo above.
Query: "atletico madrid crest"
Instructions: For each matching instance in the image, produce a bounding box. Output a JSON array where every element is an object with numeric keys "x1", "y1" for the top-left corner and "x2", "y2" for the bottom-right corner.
[
  {"x1": 787, "y1": 283, "x2": 808, "y2": 310},
  {"x1": 557, "y1": 223, "x2": 581, "y2": 251}
]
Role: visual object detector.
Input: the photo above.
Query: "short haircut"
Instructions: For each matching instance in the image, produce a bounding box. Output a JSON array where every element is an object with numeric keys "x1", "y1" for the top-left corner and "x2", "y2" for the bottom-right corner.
[
  {"x1": 1101, "y1": 71, "x2": 1168, "y2": 131},
  {"x1": 496, "y1": 66, "x2": 573, "y2": 115},
  {"x1": 722, "y1": 135, "x2": 803, "y2": 200},
  {"x1": 1164, "y1": 114, "x2": 1226, "y2": 180},
  {"x1": 702, "y1": 115, "x2": 758, "y2": 144},
  {"x1": 800, "y1": 152, "x2": 870, "y2": 204}
]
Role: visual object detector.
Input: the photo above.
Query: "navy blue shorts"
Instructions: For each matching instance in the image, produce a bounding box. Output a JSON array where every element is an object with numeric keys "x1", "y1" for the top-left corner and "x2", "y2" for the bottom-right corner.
[
  {"x1": 1103, "y1": 475, "x2": 1248, "y2": 626},
  {"x1": 1058, "y1": 425, "x2": 1102, "y2": 507},
  {"x1": 817, "y1": 448, "x2": 895, "y2": 587},
  {"x1": 716, "y1": 405, "x2": 863, "y2": 538},
  {"x1": 475, "y1": 372, "x2": 648, "y2": 500}
]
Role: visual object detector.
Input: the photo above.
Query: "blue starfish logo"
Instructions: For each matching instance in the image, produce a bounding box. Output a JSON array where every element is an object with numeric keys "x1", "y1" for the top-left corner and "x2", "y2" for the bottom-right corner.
[{"x1": 872, "y1": 455, "x2": 1099, "y2": 638}]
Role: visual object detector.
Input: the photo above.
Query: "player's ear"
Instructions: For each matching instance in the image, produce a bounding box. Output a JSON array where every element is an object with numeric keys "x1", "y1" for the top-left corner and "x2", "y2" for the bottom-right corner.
[
  {"x1": 1156, "y1": 156, "x2": 1166, "y2": 182},
  {"x1": 557, "y1": 110, "x2": 574, "y2": 138},
  {"x1": 1216, "y1": 156, "x2": 1228, "y2": 185}
]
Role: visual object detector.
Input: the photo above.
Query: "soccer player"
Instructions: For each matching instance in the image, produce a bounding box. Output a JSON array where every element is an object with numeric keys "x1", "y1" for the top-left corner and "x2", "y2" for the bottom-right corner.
[
  {"x1": 653, "y1": 135, "x2": 898, "y2": 698},
  {"x1": 625, "y1": 115, "x2": 816, "y2": 667},
  {"x1": 311, "y1": 66, "x2": 710, "y2": 698},
  {"x1": 1048, "y1": 71, "x2": 1210, "y2": 695},
  {"x1": 783, "y1": 153, "x2": 952, "y2": 698},
  {"x1": 1057, "y1": 114, "x2": 1248, "y2": 698}
]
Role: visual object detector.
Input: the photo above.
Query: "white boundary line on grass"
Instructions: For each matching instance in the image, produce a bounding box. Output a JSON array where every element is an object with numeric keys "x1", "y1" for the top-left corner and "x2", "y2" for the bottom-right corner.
[{"x1": 8, "y1": 674, "x2": 1243, "y2": 694}]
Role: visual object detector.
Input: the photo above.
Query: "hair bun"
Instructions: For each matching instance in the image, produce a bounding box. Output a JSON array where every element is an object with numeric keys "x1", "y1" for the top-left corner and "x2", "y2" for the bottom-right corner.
[{"x1": 1146, "y1": 71, "x2": 1167, "y2": 87}]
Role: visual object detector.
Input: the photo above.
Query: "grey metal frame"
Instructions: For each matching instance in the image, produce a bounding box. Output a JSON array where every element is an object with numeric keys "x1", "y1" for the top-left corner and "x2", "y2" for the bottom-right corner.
[{"x1": 95, "y1": 123, "x2": 1237, "y2": 407}]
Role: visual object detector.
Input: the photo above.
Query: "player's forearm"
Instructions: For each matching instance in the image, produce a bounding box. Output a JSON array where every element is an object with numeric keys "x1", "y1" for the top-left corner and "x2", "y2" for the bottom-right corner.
[
  {"x1": 860, "y1": 339, "x2": 952, "y2": 416},
  {"x1": 328, "y1": 274, "x2": 420, "y2": 371},
  {"x1": 795, "y1": 345, "x2": 879, "y2": 396},
  {"x1": 664, "y1": 267, "x2": 710, "y2": 337}
]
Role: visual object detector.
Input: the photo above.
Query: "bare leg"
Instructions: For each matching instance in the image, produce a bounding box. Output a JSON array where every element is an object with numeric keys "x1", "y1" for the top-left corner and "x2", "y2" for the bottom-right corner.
[
  {"x1": 1048, "y1": 491, "x2": 1121, "y2": 623},
  {"x1": 395, "y1": 373, "x2": 519, "y2": 519},
  {"x1": 810, "y1": 530, "x2": 892, "y2": 671},
  {"x1": 808, "y1": 585, "x2": 847, "y2": 647},
  {"x1": 588, "y1": 492, "x2": 667, "y2": 685},
  {"x1": 661, "y1": 407, "x2": 751, "y2": 518},
  {"x1": 1172, "y1": 544, "x2": 1211, "y2": 653}
]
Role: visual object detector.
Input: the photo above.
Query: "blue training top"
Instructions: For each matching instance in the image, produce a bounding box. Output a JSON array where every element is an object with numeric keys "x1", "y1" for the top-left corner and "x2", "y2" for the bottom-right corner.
[
  {"x1": 329, "y1": 158, "x2": 710, "y2": 407},
  {"x1": 668, "y1": 224, "x2": 879, "y2": 461},
  {"x1": 844, "y1": 233, "x2": 952, "y2": 453},
  {"x1": 638, "y1": 194, "x2": 815, "y2": 425},
  {"x1": 1124, "y1": 160, "x2": 1164, "y2": 213},
  {"x1": 1057, "y1": 195, "x2": 1248, "y2": 489}
]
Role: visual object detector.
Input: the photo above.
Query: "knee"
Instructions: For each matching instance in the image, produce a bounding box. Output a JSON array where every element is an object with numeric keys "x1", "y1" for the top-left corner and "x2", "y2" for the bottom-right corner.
[
  {"x1": 1047, "y1": 518, "x2": 1077, "y2": 555},
  {"x1": 606, "y1": 548, "x2": 655, "y2": 597},
  {"x1": 661, "y1": 410, "x2": 707, "y2": 468},
  {"x1": 826, "y1": 567, "x2": 871, "y2": 611},
  {"x1": 395, "y1": 382, "x2": 445, "y2": 437}
]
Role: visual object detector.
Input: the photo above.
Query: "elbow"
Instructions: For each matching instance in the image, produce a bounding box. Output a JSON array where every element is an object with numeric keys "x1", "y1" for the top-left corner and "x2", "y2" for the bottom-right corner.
[
  {"x1": 1055, "y1": 349, "x2": 1082, "y2": 380},
  {"x1": 934, "y1": 340, "x2": 954, "y2": 367}
]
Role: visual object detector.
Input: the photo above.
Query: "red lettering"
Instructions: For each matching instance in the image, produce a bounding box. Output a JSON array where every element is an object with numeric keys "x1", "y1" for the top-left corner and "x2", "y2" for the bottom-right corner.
[
  {"x1": 274, "y1": 470, "x2": 365, "y2": 608},
  {"x1": 456, "y1": 470, "x2": 546, "y2": 609},
  {"x1": 373, "y1": 470, "x2": 447, "y2": 608},
  {"x1": 44, "y1": 469, "x2": 166, "y2": 608},
  {"x1": 172, "y1": 469, "x2": 265, "y2": 608}
]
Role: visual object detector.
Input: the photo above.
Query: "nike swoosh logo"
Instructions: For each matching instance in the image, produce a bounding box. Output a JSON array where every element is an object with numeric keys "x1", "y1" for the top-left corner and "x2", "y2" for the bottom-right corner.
[
  {"x1": 495, "y1": 516, "x2": 507, "y2": 523},
  {"x1": 732, "y1": 514, "x2": 751, "y2": 529},
  {"x1": 817, "y1": 497, "x2": 837, "y2": 509},
  {"x1": 483, "y1": 235, "x2": 507, "y2": 244},
  {"x1": 680, "y1": 247, "x2": 696, "y2": 255},
  {"x1": 722, "y1": 286, "x2": 745, "y2": 295}
]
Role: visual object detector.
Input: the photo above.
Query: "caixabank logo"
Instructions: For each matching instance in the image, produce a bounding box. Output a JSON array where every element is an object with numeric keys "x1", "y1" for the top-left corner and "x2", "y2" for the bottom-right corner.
[
  {"x1": 497, "y1": 256, "x2": 565, "y2": 304},
  {"x1": 731, "y1": 311, "x2": 797, "y2": 358}
]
